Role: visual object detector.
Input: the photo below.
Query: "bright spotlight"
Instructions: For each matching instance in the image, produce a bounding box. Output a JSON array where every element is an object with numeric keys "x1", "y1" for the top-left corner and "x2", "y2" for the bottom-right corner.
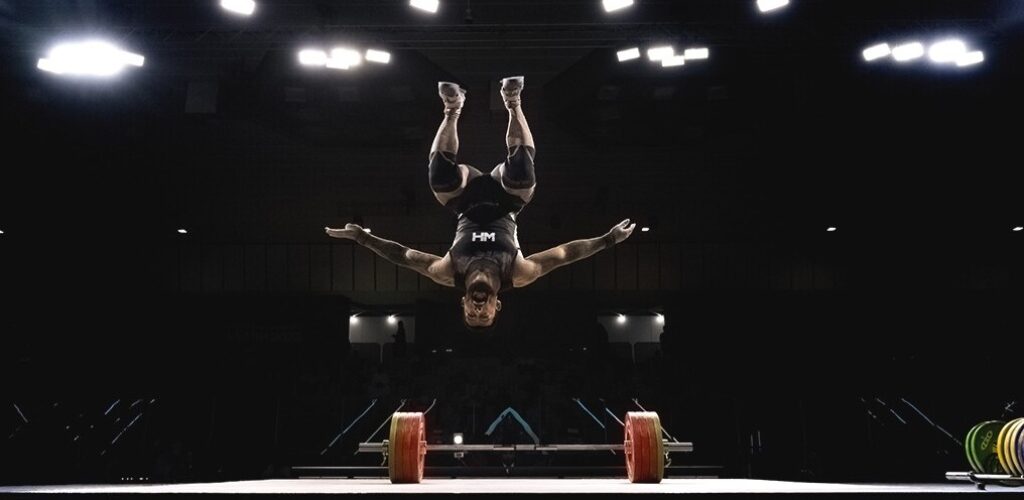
[
  {"x1": 956, "y1": 51, "x2": 984, "y2": 67},
  {"x1": 662, "y1": 55, "x2": 687, "y2": 67},
  {"x1": 655, "y1": 313, "x2": 665, "y2": 324},
  {"x1": 647, "y1": 46, "x2": 674, "y2": 62},
  {"x1": 350, "y1": 315, "x2": 359, "y2": 325},
  {"x1": 177, "y1": 228, "x2": 188, "y2": 234},
  {"x1": 616, "y1": 314, "x2": 627, "y2": 324},
  {"x1": 683, "y1": 47, "x2": 709, "y2": 60},
  {"x1": 617, "y1": 47, "x2": 641, "y2": 62},
  {"x1": 36, "y1": 58, "x2": 63, "y2": 74},
  {"x1": 862, "y1": 43, "x2": 891, "y2": 62},
  {"x1": 329, "y1": 48, "x2": 361, "y2": 69},
  {"x1": 928, "y1": 39, "x2": 967, "y2": 64},
  {"x1": 38, "y1": 40, "x2": 145, "y2": 77},
  {"x1": 298, "y1": 49, "x2": 328, "y2": 67},
  {"x1": 826, "y1": 227, "x2": 837, "y2": 232},
  {"x1": 410, "y1": 0, "x2": 439, "y2": 13},
  {"x1": 119, "y1": 52, "x2": 145, "y2": 67},
  {"x1": 325, "y1": 56, "x2": 350, "y2": 70},
  {"x1": 603, "y1": 0, "x2": 634, "y2": 13},
  {"x1": 641, "y1": 226, "x2": 650, "y2": 232},
  {"x1": 892, "y1": 42, "x2": 925, "y2": 62},
  {"x1": 387, "y1": 314, "x2": 397, "y2": 324},
  {"x1": 366, "y1": 49, "x2": 391, "y2": 64},
  {"x1": 220, "y1": 0, "x2": 256, "y2": 16},
  {"x1": 757, "y1": 0, "x2": 789, "y2": 13},
  {"x1": 1012, "y1": 226, "x2": 1023, "y2": 232},
  {"x1": 453, "y1": 433, "x2": 464, "y2": 445}
]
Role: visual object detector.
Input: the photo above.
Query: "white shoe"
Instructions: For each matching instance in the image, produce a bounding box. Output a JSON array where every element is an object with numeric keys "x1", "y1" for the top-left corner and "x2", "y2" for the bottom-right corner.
[
  {"x1": 438, "y1": 81, "x2": 467, "y2": 110},
  {"x1": 500, "y1": 76, "x2": 524, "y2": 108}
]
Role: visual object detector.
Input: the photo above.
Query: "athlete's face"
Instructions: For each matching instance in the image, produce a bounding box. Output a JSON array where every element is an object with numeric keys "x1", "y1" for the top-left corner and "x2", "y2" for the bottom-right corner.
[{"x1": 462, "y1": 284, "x2": 501, "y2": 327}]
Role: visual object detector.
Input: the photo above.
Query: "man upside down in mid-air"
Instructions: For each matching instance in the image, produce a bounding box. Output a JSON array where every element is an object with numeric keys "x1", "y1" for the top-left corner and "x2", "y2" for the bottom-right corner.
[{"x1": 327, "y1": 76, "x2": 636, "y2": 329}]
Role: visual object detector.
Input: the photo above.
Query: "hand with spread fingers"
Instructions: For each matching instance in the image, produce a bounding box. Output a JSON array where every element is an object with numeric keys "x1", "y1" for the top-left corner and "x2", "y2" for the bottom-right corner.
[{"x1": 608, "y1": 218, "x2": 637, "y2": 244}]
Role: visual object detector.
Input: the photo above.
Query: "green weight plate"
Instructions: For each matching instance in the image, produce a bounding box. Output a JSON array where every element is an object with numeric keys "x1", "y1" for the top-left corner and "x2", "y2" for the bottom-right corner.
[{"x1": 970, "y1": 421, "x2": 1006, "y2": 475}]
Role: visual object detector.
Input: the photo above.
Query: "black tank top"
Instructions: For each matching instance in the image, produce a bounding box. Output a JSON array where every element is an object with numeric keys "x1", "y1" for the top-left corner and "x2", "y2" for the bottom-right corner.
[{"x1": 446, "y1": 174, "x2": 525, "y2": 292}]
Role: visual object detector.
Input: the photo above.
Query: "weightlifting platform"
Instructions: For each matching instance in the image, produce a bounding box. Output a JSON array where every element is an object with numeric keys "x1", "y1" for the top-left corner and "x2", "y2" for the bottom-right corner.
[{"x1": 1, "y1": 479, "x2": 1019, "y2": 498}]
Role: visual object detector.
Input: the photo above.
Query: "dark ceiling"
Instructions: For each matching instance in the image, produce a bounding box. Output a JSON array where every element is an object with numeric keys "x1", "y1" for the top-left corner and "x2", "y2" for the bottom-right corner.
[{"x1": 0, "y1": 1, "x2": 1021, "y2": 252}]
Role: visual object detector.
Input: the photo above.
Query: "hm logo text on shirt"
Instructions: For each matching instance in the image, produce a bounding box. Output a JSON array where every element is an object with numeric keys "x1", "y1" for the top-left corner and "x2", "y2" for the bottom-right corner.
[{"x1": 472, "y1": 232, "x2": 496, "y2": 242}]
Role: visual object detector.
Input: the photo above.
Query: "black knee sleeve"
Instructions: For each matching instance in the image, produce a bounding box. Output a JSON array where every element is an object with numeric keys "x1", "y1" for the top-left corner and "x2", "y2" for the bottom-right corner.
[
  {"x1": 502, "y1": 145, "x2": 536, "y2": 189},
  {"x1": 428, "y1": 151, "x2": 462, "y2": 192}
]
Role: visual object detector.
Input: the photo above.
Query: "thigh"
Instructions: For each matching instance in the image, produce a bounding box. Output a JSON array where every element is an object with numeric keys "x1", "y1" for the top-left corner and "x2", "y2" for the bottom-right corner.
[
  {"x1": 494, "y1": 145, "x2": 535, "y2": 204},
  {"x1": 433, "y1": 161, "x2": 483, "y2": 207},
  {"x1": 428, "y1": 151, "x2": 462, "y2": 196}
]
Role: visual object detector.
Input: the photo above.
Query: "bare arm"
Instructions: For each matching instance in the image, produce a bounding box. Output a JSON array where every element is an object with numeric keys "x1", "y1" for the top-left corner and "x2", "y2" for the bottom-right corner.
[
  {"x1": 516, "y1": 218, "x2": 636, "y2": 287},
  {"x1": 325, "y1": 224, "x2": 452, "y2": 285}
]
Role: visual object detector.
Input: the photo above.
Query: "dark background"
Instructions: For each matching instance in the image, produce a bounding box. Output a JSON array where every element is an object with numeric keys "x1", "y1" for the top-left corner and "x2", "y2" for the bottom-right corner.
[{"x1": 1, "y1": 0, "x2": 1021, "y2": 485}]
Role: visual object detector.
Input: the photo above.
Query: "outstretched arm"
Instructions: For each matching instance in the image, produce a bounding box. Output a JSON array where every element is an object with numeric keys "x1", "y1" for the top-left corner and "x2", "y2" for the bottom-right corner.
[
  {"x1": 515, "y1": 218, "x2": 636, "y2": 287},
  {"x1": 325, "y1": 224, "x2": 452, "y2": 285}
]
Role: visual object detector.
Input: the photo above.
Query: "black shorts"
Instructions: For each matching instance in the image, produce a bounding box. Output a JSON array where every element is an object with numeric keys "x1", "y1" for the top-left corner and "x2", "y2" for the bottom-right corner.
[{"x1": 428, "y1": 145, "x2": 536, "y2": 194}]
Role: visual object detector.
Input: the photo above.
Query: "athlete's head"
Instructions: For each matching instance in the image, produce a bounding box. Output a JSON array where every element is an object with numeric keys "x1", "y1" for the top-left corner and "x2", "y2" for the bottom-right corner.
[{"x1": 461, "y1": 262, "x2": 502, "y2": 328}]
